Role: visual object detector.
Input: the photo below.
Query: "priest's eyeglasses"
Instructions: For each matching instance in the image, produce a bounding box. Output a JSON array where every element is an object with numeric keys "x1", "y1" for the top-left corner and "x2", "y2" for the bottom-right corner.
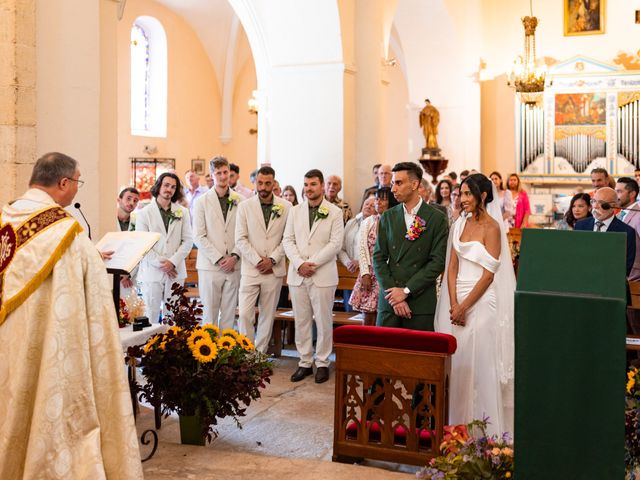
[{"x1": 66, "y1": 178, "x2": 85, "y2": 188}]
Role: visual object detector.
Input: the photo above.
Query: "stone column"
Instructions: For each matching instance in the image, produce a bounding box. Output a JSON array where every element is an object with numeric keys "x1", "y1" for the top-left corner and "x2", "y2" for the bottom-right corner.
[
  {"x1": 0, "y1": 0, "x2": 37, "y2": 207},
  {"x1": 350, "y1": 0, "x2": 388, "y2": 208}
]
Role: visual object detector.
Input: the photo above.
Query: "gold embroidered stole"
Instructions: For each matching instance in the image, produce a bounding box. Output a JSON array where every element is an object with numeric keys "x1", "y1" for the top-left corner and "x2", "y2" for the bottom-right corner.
[{"x1": 0, "y1": 206, "x2": 82, "y2": 325}]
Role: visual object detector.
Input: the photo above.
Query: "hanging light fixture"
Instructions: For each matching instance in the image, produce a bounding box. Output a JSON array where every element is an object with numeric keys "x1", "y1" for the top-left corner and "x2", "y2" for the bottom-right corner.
[{"x1": 507, "y1": 0, "x2": 547, "y2": 104}]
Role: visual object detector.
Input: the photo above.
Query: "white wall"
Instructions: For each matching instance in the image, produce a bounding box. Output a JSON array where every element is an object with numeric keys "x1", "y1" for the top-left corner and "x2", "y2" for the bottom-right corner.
[
  {"x1": 36, "y1": 0, "x2": 117, "y2": 238},
  {"x1": 229, "y1": 0, "x2": 345, "y2": 191}
]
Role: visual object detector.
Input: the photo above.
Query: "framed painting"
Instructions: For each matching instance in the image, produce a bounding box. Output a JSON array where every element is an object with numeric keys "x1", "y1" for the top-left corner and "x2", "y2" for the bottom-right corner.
[
  {"x1": 191, "y1": 158, "x2": 205, "y2": 175},
  {"x1": 564, "y1": 0, "x2": 605, "y2": 36}
]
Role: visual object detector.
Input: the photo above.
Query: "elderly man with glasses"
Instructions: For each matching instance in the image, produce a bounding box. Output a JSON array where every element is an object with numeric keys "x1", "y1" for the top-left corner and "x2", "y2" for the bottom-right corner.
[{"x1": 575, "y1": 186, "x2": 636, "y2": 277}]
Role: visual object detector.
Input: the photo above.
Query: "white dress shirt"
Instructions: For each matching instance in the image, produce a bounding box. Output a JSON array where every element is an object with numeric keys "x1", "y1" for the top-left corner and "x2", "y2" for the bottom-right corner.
[
  {"x1": 403, "y1": 198, "x2": 424, "y2": 230},
  {"x1": 593, "y1": 215, "x2": 614, "y2": 232}
]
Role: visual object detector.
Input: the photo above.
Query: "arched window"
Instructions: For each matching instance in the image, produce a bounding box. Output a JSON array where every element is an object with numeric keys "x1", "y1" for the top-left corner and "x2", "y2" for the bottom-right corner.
[{"x1": 130, "y1": 17, "x2": 167, "y2": 137}]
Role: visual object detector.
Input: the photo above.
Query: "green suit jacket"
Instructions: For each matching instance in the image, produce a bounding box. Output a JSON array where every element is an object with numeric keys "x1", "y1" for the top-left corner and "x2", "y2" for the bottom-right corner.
[{"x1": 373, "y1": 201, "x2": 448, "y2": 325}]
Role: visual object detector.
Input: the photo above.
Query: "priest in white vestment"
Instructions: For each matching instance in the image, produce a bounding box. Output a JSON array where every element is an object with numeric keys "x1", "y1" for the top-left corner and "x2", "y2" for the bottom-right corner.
[{"x1": 0, "y1": 152, "x2": 143, "y2": 479}]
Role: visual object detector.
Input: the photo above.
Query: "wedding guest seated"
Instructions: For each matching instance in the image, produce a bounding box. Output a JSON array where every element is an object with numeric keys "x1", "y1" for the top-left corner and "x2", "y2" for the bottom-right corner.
[
  {"x1": 448, "y1": 171, "x2": 458, "y2": 187},
  {"x1": 558, "y1": 193, "x2": 592, "y2": 230},
  {"x1": 459, "y1": 170, "x2": 470, "y2": 183},
  {"x1": 339, "y1": 196, "x2": 375, "y2": 311},
  {"x1": 282, "y1": 185, "x2": 299, "y2": 206},
  {"x1": 575, "y1": 187, "x2": 636, "y2": 277},
  {"x1": 349, "y1": 188, "x2": 390, "y2": 325}
]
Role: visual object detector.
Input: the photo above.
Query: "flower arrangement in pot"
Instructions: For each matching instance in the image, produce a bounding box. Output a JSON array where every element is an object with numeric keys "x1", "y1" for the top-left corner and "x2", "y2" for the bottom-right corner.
[{"x1": 129, "y1": 283, "x2": 273, "y2": 444}]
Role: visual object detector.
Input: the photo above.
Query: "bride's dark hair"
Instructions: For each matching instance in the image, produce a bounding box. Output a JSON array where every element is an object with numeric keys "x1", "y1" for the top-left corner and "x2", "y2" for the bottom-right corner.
[{"x1": 461, "y1": 173, "x2": 494, "y2": 219}]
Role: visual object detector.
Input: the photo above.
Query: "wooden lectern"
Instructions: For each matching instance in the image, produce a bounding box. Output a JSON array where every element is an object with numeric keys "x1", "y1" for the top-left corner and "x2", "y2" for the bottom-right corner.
[{"x1": 515, "y1": 229, "x2": 625, "y2": 478}]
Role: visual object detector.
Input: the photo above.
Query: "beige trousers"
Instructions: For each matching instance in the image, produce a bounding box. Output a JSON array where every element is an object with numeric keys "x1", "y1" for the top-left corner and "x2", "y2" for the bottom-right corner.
[{"x1": 237, "y1": 274, "x2": 283, "y2": 353}]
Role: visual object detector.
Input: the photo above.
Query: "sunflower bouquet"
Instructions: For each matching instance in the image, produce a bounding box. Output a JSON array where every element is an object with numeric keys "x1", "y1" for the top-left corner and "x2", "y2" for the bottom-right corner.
[{"x1": 129, "y1": 283, "x2": 273, "y2": 443}]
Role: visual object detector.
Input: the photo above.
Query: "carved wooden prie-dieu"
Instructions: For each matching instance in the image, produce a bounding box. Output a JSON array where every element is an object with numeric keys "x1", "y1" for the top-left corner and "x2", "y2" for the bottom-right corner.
[{"x1": 332, "y1": 326, "x2": 456, "y2": 466}]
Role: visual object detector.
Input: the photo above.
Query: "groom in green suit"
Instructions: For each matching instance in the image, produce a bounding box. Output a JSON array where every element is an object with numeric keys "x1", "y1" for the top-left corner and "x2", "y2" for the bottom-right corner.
[{"x1": 373, "y1": 162, "x2": 448, "y2": 331}]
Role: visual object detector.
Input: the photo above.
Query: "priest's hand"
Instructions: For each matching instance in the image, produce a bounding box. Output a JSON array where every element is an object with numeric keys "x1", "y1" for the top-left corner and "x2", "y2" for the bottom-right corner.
[
  {"x1": 100, "y1": 250, "x2": 114, "y2": 261},
  {"x1": 298, "y1": 262, "x2": 317, "y2": 278},
  {"x1": 385, "y1": 287, "x2": 407, "y2": 306},
  {"x1": 450, "y1": 303, "x2": 467, "y2": 326},
  {"x1": 393, "y1": 301, "x2": 412, "y2": 319}
]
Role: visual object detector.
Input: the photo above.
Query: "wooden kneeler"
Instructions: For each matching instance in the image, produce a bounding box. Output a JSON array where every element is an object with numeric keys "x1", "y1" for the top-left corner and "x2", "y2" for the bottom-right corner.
[{"x1": 332, "y1": 326, "x2": 456, "y2": 466}]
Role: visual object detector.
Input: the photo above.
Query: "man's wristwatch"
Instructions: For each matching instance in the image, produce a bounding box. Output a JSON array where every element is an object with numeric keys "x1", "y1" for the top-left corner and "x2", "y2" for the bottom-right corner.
[
  {"x1": 269, "y1": 257, "x2": 276, "y2": 266},
  {"x1": 231, "y1": 253, "x2": 240, "y2": 260},
  {"x1": 403, "y1": 287, "x2": 411, "y2": 297}
]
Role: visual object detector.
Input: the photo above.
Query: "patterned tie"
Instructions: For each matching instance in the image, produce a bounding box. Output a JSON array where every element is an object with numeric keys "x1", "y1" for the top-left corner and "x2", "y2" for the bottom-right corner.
[
  {"x1": 619, "y1": 210, "x2": 627, "y2": 222},
  {"x1": 595, "y1": 221, "x2": 605, "y2": 232}
]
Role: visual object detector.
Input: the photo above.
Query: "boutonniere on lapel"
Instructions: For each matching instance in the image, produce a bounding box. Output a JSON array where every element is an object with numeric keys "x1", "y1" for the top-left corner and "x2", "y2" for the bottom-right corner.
[
  {"x1": 271, "y1": 204, "x2": 284, "y2": 220},
  {"x1": 167, "y1": 208, "x2": 183, "y2": 224},
  {"x1": 228, "y1": 191, "x2": 241, "y2": 210},
  {"x1": 405, "y1": 215, "x2": 426, "y2": 241},
  {"x1": 128, "y1": 212, "x2": 137, "y2": 230},
  {"x1": 314, "y1": 205, "x2": 330, "y2": 222}
]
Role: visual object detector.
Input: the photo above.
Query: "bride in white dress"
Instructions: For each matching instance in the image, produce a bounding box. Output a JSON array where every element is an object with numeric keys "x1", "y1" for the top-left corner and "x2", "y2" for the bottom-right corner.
[{"x1": 435, "y1": 173, "x2": 516, "y2": 436}]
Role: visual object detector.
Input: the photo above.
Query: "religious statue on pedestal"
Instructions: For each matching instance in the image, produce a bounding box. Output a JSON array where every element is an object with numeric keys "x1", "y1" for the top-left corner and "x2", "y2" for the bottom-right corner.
[
  {"x1": 419, "y1": 99, "x2": 440, "y2": 150},
  {"x1": 418, "y1": 99, "x2": 448, "y2": 184}
]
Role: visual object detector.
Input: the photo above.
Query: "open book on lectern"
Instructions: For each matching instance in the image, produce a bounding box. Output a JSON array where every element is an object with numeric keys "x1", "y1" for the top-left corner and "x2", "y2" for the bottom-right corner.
[{"x1": 96, "y1": 231, "x2": 161, "y2": 274}]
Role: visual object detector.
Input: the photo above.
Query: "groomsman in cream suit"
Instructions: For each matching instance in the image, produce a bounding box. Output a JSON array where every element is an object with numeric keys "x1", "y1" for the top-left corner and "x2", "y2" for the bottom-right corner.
[
  {"x1": 135, "y1": 172, "x2": 193, "y2": 323},
  {"x1": 283, "y1": 169, "x2": 344, "y2": 384},
  {"x1": 193, "y1": 156, "x2": 245, "y2": 328},
  {"x1": 236, "y1": 166, "x2": 291, "y2": 352}
]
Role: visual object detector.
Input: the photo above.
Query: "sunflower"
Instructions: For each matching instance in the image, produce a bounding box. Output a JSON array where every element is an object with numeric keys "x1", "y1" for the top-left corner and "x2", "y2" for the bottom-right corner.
[
  {"x1": 159, "y1": 340, "x2": 167, "y2": 351},
  {"x1": 191, "y1": 338, "x2": 218, "y2": 363},
  {"x1": 217, "y1": 335, "x2": 237, "y2": 350},
  {"x1": 168, "y1": 325, "x2": 182, "y2": 336},
  {"x1": 236, "y1": 334, "x2": 255, "y2": 351},
  {"x1": 143, "y1": 335, "x2": 161, "y2": 353},
  {"x1": 187, "y1": 328, "x2": 206, "y2": 349},
  {"x1": 202, "y1": 324, "x2": 220, "y2": 338},
  {"x1": 221, "y1": 328, "x2": 239, "y2": 339}
]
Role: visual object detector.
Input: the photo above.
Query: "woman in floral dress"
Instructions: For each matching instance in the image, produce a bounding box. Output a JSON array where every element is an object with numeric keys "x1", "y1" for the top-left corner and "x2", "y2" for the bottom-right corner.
[{"x1": 349, "y1": 188, "x2": 390, "y2": 325}]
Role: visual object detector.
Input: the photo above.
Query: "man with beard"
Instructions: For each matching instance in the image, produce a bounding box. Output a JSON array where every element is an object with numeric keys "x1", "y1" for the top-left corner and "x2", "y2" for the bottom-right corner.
[
  {"x1": 283, "y1": 169, "x2": 344, "y2": 383},
  {"x1": 116, "y1": 186, "x2": 140, "y2": 293},
  {"x1": 236, "y1": 166, "x2": 291, "y2": 352}
]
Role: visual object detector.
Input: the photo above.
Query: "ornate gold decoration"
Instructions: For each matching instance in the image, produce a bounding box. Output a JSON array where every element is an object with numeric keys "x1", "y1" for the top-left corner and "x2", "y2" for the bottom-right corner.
[
  {"x1": 554, "y1": 125, "x2": 606, "y2": 141},
  {"x1": 619, "y1": 91, "x2": 640, "y2": 108},
  {"x1": 508, "y1": 1, "x2": 547, "y2": 104}
]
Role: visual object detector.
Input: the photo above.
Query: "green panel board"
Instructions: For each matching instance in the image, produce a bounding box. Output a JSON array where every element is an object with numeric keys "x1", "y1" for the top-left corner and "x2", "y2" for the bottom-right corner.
[{"x1": 517, "y1": 229, "x2": 626, "y2": 299}]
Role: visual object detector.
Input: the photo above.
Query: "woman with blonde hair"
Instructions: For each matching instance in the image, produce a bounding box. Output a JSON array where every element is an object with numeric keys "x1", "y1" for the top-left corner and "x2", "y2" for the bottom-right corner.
[{"x1": 507, "y1": 173, "x2": 531, "y2": 228}]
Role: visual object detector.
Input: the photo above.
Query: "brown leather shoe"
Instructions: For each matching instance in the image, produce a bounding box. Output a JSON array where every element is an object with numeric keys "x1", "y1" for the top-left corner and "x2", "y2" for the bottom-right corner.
[
  {"x1": 315, "y1": 367, "x2": 330, "y2": 384},
  {"x1": 290, "y1": 366, "x2": 313, "y2": 382}
]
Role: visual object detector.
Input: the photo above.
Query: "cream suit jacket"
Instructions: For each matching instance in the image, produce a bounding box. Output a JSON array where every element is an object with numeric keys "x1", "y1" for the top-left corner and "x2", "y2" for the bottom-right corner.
[
  {"x1": 193, "y1": 188, "x2": 246, "y2": 270},
  {"x1": 623, "y1": 205, "x2": 640, "y2": 281},
  {"x1": 135, "y1": 200, "x2": 193, "y2": 282},
  {"x1": 282, "y1": 199, "x2": 344, "y2": 287},
  {"x1": 235, "y1": 195, "x2": 292, "y2": 278}
]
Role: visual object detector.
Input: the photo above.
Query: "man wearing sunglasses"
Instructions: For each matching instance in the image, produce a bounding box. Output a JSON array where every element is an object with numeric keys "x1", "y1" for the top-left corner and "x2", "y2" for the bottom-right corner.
[{"x1": 575, "y1": 186, "x2": 636, "y2": 277}]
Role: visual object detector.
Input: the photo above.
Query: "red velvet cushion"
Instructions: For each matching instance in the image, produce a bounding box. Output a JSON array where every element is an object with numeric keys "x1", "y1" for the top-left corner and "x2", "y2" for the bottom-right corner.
[
  {"x1": 333, "y1": 325, "x2": 456, "y2": 355},
  {"x1": 345, "y1": 421, "x2": 433, "y2": 446}
]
